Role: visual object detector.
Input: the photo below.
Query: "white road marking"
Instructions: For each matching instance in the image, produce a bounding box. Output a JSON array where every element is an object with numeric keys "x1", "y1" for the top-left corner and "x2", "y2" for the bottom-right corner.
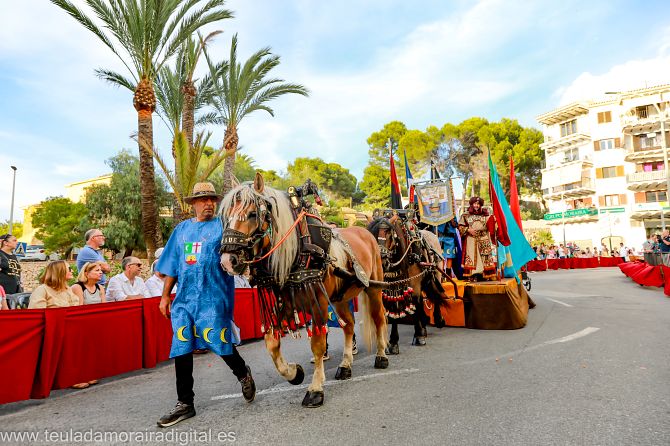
[
  {"x1": 461, "y1": 327, "x2": 600, "y2": 365},
  {"x1": 545, "y1": 297, "x2": 573, "y2": 307},
  {"x1": 544, "y1": 326, "x2": 600, "y2": 344},
  {"x1": 211, "y1": 368, "x2": 420, "y2": 401}
]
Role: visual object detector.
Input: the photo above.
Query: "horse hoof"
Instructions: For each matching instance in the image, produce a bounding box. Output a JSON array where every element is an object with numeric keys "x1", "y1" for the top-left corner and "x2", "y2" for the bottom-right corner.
[
  {"x1": 412, "y1": 336, "x2": 426, "y2": 346},
  {"x1": 374, "y1": 356, "x2": 389, "y2": 369},
  {"x1": 302, "y1": 390, "x2": 324, "y2": 408},
  {"x1": 334, "y1": 366, "x2": 352, "y2": 380},
  {"x1": 288, "y1": 364, "x2": 304, "y2": 385},
  {"x1": 386, "y1": 343, "x2": 400, "y2": 355}
]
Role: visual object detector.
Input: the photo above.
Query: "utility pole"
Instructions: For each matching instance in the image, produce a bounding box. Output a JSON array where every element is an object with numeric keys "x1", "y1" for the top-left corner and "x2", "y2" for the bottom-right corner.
[{"x1": 9, "y1": 166, "x2": 17, "y2": 234}]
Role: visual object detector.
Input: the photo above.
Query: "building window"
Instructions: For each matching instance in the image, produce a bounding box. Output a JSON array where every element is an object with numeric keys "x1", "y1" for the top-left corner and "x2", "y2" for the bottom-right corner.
[
  {"x1": 645, "y1": 191, "x2": 667, "y2": 202},
  {"x1": 560, "y1": 119, "x2": 577, "y2": 137},
  {"x1": 640, "y1": 134, "x2": 657, "y2": 148},
  {"x1": 563, "y1": 147, "x2": 579, "y2": 162},
  {"x1": 599, "y1": 139, "x2": 615, "y2": 151},
  {"x1": 597, "y1": 111, "x2": 612, "y2": 124},
  {"x1": 604, "y1": 195, "x2": 620, "y2": 206},
  {"x1": 636, "y1": 106, "x2": 648, "y2": 119},
  {"x1": 601, "y1": 166, "x2": 617, "y2": 178}
]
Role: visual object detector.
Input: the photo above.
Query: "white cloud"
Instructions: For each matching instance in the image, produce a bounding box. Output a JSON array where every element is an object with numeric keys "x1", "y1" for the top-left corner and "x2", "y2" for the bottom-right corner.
[{"x1": 557, "y1": 27, "x2": 670, "y2": 104}]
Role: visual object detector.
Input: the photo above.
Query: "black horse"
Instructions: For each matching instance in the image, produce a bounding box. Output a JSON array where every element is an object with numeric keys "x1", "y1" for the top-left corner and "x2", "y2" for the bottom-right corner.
[{"x1": 367, "y1": 210, "x2": 451, "y2": 353}]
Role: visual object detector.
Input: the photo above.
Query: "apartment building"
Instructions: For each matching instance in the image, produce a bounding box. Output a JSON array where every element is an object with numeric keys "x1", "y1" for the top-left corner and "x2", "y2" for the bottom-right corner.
[{"x1": 537, "y1": 84, "x2": 670, "y2": 251}]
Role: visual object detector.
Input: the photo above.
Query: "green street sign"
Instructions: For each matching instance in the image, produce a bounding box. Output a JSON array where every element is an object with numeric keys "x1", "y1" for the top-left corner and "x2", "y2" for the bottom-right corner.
[
  {"x1": 599, "y1": 207, "x2": 626, "y2": 214},
  {"x1": 543, "y1": 208, "x2": 598, "y2": 221}
]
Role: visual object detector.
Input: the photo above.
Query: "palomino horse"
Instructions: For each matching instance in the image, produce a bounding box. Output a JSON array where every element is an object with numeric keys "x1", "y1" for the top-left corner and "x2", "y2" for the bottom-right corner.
[
  {"x1": 219, "y1": 173, "x2": 388, "y2": 408},
  {"x1": 367, "y1": 212, "x2": 449, "y2": 353}
]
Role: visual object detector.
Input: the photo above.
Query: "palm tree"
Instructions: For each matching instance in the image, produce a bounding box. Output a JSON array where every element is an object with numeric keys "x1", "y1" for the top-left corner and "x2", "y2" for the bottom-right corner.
[
  {"x1": 148, "y1": 130, "x2": 228, "y2": 216},
  {"x1": 203, "y1": 34, "x2": 310, "y2": 195},
  {"x1": 155, "y1": 32, "x2": 224, "y2": 147},
  {"x1": 155, "y1": 33, "x2": 225, "y2": 221},
  {"x1": 50, "y1": 0, "x2": 233, "y2": 259}
]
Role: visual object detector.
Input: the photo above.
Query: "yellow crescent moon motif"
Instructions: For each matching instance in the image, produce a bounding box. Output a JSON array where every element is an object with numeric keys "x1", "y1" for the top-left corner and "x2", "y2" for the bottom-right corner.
[
  {"x1": 328, "y1": 311, "x2": 335, "y2": 321},
  {"x1": 193, "y1": 325, "x2": 200, "y2": 338},
  {"x1": 203, "y1": 328, "x2": 213, "y2": 344},
  {"x1": 220, "y1": 327, "x2": 229, "y2": 344},
  {"x1": 176, "y1": 326, "x2": 189, "y2": 342}
]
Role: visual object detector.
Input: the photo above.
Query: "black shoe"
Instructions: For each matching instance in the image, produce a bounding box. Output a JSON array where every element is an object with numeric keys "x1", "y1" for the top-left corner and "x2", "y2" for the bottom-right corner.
[
  {"x1": 239, "y1": 366, "x2": 256, "y2": 403},
  {"x1": 157, "y1": 402, "x2": 195, "y2": 428}
]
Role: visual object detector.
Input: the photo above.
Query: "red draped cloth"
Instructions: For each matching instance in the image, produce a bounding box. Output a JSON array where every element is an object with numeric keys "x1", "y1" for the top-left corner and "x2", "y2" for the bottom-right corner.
[{"x1": 0, "y1": 289, "x2": 262, "y2": 405}]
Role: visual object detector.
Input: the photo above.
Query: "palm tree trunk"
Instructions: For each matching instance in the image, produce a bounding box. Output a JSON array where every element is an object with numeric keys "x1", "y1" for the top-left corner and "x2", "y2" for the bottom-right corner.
[
  {"x1": 181, "y1": 81, "x2": 196, "y2": 149},
  {"x1": 137, "y1": 109, "x2": 162, "y2": 261},
  {"x1": 222, "y1": 126, "x2": 239, "y2": 196}
]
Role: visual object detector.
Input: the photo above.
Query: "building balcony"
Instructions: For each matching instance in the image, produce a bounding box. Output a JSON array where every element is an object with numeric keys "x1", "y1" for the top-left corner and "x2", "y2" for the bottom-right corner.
[
  {"x1": 540, "y1": 132, "x2": 591, "y2": 152},
  {"x1": 542, "y1": 177, "x2": 596, "y2": 200},
  {"x1": 543, "y1": 155, "x2": 593, "y2": 170},
  {"x1": 621, "y1": 114, "x2": 669, "y2": 135},
  {"x1": 537, "y1": 102, "x2": 589, "y2": 125},
  {"x1": 630, "y1": 202, "x2": 670, "y2": 220},
  {"x1": 626, "y1": 170, "x2": 669, "y2": 191},
  {"x1": 543, "y1": 207, "x2": 599, "y2": 225},
  {"x1": 623, "y1": 145, "x2": 666, "y2": 162}
]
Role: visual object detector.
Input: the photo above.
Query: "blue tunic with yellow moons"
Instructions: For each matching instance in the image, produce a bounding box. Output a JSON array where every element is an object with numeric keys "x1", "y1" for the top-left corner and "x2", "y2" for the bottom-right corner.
[{"x1": 156, "y1": 218, "x2": 237, "y2": 357}]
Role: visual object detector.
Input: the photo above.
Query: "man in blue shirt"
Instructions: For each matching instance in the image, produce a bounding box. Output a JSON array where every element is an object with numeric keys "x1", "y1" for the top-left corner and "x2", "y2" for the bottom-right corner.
[
  {"x1": 156, "y1": 182, "x2": 255, "y2": 428},
  {"x1": 76, "y1": 229, "x2": 111, "y2": 285}
]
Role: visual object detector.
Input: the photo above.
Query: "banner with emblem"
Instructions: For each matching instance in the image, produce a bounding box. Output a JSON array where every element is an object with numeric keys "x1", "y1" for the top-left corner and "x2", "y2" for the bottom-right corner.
[
  {"x1": 414, "y1": 179, "x2": 456, "y2": 226},
  {"x1": 184, "y1": 241, "x2": 202, "y2": 265}
]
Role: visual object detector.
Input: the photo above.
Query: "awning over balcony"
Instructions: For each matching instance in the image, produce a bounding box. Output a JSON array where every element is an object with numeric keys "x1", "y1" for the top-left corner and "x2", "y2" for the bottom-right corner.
[{"x1": 541, "y1": 162, "x2": 584, "y2": 189}]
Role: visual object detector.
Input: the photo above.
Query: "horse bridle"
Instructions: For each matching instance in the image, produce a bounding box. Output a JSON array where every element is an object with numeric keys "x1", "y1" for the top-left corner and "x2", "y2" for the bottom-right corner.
[{"x1": 221, "y1": 192, "x2": 275, "y2": 267}]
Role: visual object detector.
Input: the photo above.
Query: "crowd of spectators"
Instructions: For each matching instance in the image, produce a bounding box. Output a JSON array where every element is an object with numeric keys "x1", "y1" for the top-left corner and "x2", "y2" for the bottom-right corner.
[{"x1": 533, "y1": 241, "x2": 637, "y2": 261}]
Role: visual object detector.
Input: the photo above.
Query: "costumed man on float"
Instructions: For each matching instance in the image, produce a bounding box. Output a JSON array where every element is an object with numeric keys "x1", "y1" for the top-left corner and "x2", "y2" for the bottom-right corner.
[{"x1": 458, "y1": 196, "x2": 497, "y2": 281}]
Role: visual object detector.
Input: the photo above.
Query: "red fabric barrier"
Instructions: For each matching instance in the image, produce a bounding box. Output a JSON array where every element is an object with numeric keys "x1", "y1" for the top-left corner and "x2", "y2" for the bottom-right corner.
[
  {"x1": 619, "y1": 261, "x2": 645, "y2": 277},
  {"x1": 0, "y1": 289, "x2": 264, "y2": 405},
  {"x1": 233, "y1": 288, "x2": 259, "y2": 341},
  {"x1": 661, "y1": 266, "x2": 670, "y2": 296},
  {"x1": 0, "y1": 311, "x2": 44, "y2": 404},
  {"x1": 546, "y1": 259, "x2": 559, "y2": 270},
  {"x1": 526, "y1": 260, "x2": 547, "y2": 271},
  {"x1": 558, "y1": 258, "x2": 571, "y2": 269},
  {"x1": 52, "y1": 301, "x2": 144, "y2": 390},
  {"x1": 629, "y1": 264, "x2": 664, "y2": 287},
  {"x1": 601, "y1": 256, "x2": 624, "y2": 267},
  {"x1": 142, "y1": 297, "x2": 174, "y2": 368},
  {"x1": 31, "y1": 308, "x2": 67, "y2": 399}
]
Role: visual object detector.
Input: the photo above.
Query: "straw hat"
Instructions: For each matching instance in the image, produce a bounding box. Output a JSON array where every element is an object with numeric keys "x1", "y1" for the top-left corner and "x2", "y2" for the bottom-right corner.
[{"x1": 184, "y1": 182, "x2": 223, "y2": 204}]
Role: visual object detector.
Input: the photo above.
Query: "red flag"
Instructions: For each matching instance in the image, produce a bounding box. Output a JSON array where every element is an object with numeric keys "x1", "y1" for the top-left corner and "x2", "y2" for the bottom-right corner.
[
  {"x1": 509, "y1": 157, "x2": 523, "y2": 230},
  {"x1": 390, "y1": 146, "x2": 402, "y2": 209}
]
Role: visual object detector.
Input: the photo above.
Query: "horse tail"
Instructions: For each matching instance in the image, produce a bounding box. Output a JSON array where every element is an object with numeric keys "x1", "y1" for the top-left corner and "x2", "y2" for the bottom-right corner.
[{"x1": 358, "y1": 290, "x2": 379, "y2": 353}]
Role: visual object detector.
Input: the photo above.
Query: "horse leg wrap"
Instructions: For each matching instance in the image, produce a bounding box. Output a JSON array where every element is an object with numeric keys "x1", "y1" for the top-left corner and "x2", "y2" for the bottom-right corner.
[
  {"x1": 288, "y1": 364, "x2": 305, "y2": 385},
  {"x1": 334, "y1": 366, "x2": 352, "y2": 380},
  {"x1": 374, "y1": 356, "x2": 389, "y2": 369},
  {"x1": 302, "y1": 390, "x2": 325, "y2": 408},
  {"x1": 386, "y1": 343, "x2": 400, "y2": 355}
]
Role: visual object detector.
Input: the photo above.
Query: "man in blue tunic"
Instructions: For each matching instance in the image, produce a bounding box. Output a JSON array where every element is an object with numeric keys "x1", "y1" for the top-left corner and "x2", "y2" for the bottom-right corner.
[{"x1": 156, "y1": 182, "x2": 256, "y2": 428}]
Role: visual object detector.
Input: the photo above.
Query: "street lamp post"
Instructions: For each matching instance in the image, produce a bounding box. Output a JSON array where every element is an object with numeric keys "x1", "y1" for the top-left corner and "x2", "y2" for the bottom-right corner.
[
  {"x1": 650, "y1": 102, "x2": 669, "y2": 230},
  {"x1": 9, "y1": 166, "x2": 17, "y2": 234}
]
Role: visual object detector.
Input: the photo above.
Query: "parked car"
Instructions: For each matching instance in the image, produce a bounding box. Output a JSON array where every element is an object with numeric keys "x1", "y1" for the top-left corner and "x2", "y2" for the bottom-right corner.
[{"x1": 23, "y1": 245, "x2": 59, "y2": 261}]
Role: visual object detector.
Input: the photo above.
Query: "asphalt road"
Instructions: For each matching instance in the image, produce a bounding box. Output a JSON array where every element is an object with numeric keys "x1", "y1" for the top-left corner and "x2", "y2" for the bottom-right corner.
[{"x1": 1, "y1": 268, "x2": 669, "y2": 446}]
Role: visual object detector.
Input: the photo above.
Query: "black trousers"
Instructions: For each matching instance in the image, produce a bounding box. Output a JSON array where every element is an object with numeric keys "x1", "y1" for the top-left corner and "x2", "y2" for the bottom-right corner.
[{"x1": 175, "y1": 346, "x2": 247, "y2": 405}]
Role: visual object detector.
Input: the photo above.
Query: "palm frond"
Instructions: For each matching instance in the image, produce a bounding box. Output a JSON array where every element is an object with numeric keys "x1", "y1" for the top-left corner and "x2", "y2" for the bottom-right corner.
[{"x1": 94, "y1": 69, "x2": 136, "y2": 91}]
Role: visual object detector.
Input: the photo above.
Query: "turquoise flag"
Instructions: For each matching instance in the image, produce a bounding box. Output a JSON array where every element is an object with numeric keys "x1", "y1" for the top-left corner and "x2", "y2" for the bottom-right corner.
[{"x1": 488, "y1": 153, "x2": 536, "y2": 279}]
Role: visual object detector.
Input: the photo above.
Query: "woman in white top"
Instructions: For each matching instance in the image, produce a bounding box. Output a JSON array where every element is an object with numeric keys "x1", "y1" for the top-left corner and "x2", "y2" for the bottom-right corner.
[{"x1": 71, "y1": 262, "x2": 106, "y2": 304}]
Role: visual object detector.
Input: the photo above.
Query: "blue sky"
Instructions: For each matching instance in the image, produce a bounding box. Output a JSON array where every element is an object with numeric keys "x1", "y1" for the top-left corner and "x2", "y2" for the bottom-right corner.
[{"x1": 2, "y1": 0, "x2": 670, "y2": 222}]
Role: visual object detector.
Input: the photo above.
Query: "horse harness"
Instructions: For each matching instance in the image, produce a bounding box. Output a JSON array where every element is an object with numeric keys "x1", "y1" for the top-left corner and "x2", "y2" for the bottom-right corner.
[{"x1": 221, "y1": 180, "x2": 365, "y2": 338}]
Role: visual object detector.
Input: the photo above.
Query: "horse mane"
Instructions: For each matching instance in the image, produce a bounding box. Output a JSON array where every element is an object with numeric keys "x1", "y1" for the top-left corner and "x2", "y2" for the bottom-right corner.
[{"x1": 221, "y1": 182, "x2": 298, "y2": 287}]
